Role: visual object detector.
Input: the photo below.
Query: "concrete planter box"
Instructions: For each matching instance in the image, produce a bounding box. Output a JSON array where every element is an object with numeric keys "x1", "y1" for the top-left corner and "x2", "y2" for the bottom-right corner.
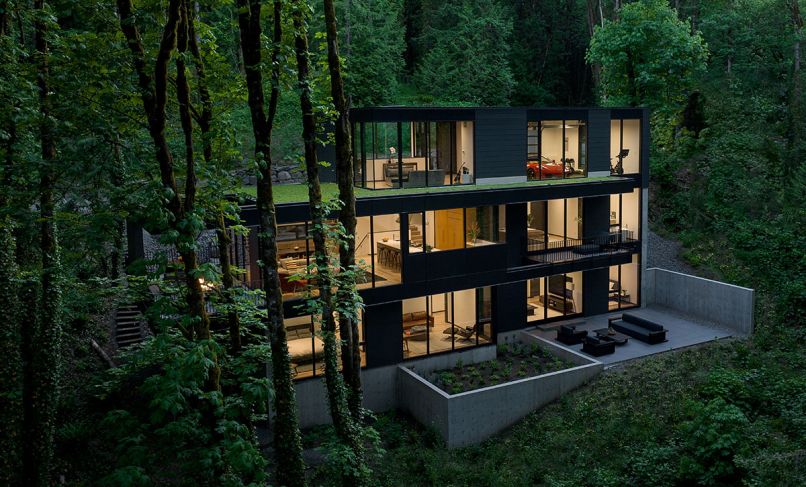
[{"x1": 398, "y1": 333, "x2": 602, "y2": 448}]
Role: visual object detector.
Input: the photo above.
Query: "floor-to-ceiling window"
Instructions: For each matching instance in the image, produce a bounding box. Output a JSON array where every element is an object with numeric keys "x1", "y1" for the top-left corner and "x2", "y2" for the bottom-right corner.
[
  {"x1": 609, "y1": 189, "x2": 640, "y2": 241},
  {"x1": 609, "y1": 254, "x2": 640, "y2": 310},
  {"x1": 526, "y1": 272, "x2": 584, "y2": 322},
  {"x1": 610, "y1": 119, "x2": 641, "y2": 175},
  {"x1": 402, "y1": 287, "x2": 493, "y2": 359},
  {"x1": 408, "y1": 206, "x2": 502, "y2": 253},
  {"x1": 354, "y1": 214, "x2": 402, "y2": 287},
  {"x1": 353, "y1": 120, "x2": 474, "y2": 189},
  {"x1": 286, "y1": 311, "x2": 366, "y2": 380},
  {"x1": 527, "y1": 120, "x2": 588, "y2": 180}
]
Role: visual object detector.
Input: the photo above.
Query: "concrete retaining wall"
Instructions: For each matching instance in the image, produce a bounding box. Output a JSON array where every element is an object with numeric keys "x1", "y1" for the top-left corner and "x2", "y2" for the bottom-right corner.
[
  {"x1": 398, "y1": 334, "x2": 602, "y2": 448},
  {"x1": 293, "y1": 344, "x2": 496, "y2": 428},
  {"x1": 645, "y1": 267, "x2": 755, "y2": 335}
]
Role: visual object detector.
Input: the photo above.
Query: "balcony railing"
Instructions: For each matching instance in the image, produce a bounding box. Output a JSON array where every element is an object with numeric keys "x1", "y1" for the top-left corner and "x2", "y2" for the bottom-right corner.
[{"x1": 526, "y1": 230, "x2": 639, "y2": 264}]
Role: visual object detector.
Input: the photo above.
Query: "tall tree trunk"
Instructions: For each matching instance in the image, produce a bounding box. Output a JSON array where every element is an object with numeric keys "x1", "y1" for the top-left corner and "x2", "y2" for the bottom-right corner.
[
  {"x1": 586, "y1": 0, "x2": 602, "y2": 87},
  {"x1": 323, "y1": 0, "x2": 363, "y2": 421},
  {"x1": 186, "y1": 4, "x2": 242, "y2": 353},
  {"x1": 293, "y1": 4, "x2": 367, "y2": 484},
  {"x1": 115, "y1": 0, "x2": 218, "y2": 389},
  {"x1": 235, "y1": 1, "x2": 306, "y2": 485},
  {"x1": 24, "y1": 2, "x2": 62, "y2": 484},
  {"x1": 787, "y1": 0, "x2": 803, "y2": 180},
  {"x1": 110, "y1": 134, "x2": 126, "y2": 280},
  {"x1": 0, "y1": 28, "x2": 22, "y2": 477}
]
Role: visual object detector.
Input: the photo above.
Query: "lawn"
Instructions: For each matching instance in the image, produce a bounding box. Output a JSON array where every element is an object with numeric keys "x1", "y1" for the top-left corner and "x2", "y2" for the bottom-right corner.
[
  {"x1": 238, "y1": 176, "x2": 618, "y2": 204},
  {"x1": 307, "y1": 324, "x2": 806, "y2": 486}
]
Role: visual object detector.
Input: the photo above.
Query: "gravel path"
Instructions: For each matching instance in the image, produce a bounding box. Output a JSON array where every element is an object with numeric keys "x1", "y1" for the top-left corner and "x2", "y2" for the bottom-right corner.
[{"x1": 646, "y1": 230, "x2": 702, "y2": 276}]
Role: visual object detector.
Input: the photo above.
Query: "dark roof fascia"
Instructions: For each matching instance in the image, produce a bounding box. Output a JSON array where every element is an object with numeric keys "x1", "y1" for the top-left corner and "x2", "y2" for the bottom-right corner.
[{"x1": 610, "y1": 107, "x2": 647, "y2": 119}]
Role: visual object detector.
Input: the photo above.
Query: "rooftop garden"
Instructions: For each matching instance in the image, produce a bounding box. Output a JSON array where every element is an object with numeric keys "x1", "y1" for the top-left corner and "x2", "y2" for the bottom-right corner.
[{"x1": 239, "y1": 175, "x2": 619, "y2": 204}]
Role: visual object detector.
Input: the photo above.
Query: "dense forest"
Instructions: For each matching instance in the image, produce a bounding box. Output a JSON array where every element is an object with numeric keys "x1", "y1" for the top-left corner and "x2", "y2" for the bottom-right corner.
[{"x1": 0, "y1": 0, "x2": 803, "y2": 485}]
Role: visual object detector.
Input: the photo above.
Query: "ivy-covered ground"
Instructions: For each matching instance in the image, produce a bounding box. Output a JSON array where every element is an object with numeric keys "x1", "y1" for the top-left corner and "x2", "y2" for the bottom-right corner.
[{"x1": 308, "y1": 322, "x2": 805, "y2": 486}]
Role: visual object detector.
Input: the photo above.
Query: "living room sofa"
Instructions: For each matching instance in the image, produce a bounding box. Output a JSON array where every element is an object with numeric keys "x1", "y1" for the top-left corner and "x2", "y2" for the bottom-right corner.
[
  {"x1": 402, "y1": 311, "x2": 434, "y2": 331},
  {"x1": 608, "y1": 312, "x2": 667, "y2": 344}
]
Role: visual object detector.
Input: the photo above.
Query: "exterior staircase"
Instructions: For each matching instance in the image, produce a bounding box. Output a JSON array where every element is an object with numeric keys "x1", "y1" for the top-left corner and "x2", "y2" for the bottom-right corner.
[{"x1": 114, "y1": 304, "x2": 147, "y2": 348}]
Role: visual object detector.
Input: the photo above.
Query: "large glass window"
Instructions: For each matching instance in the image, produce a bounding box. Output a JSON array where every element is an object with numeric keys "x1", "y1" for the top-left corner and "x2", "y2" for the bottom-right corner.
[
  {"x1": 610, "y1": 119, "x2": 641, "y2": 175},
  {"x1": 354, "y1": 214, "x2": 402, "y2": 287},
  {"x1": 354, "y1": 121, "x2": 474, "y2": 189},
  {"x1": 410, "y1": 206, "x2": 502, "y2": 253},
  {"x1": 287, "y1": 311, "x2": 366, "y2": 380},
  {"x1": 609, "y1": 189, "x2": 640, "y2": 241},
  {"x1": 403, "y1": 288, "x2": 492, "y2": 359},
  {"x1": 526, "y1": 272, "x2": 583, "y2": 323},
  {"x1": 609, "y1": 254, "x2": 640, "y2": 310},
  {"x1": 527, "y1": 120, "x2": 587, "y2": 180}
]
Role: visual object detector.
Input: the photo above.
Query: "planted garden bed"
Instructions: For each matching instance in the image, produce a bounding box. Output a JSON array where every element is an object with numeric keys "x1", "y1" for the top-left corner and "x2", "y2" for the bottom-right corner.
[{"x1": 428, "y1": 342, "x2": 575, "y2": 394}]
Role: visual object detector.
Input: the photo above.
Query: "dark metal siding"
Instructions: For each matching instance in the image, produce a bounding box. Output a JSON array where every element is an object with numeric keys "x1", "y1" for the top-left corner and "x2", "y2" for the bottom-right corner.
[
  {"x1": 588, "y1": 109, "x2": 611, "y2": 173},
  {"x1": 582, "y1": 195, "x2": 610, "y2": 238},
  {"x1": 364, "y1": 301, "x2": 404, "y2": 368},
  {"x1": 583, "y1": 267, "x2": 610, "y2": 316},
  {"x1": 474, "y1": 109, "x2": 527, "y2": 179},
  {"x1": 493, "y1": 282, "x2": 527, "y2": 334}
]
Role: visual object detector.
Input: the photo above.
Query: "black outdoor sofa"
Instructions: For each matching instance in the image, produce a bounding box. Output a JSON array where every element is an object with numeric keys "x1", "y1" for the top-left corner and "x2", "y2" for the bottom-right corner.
[
  {"x1": 581, "y1": 335, "x2": 616, "y2": 356},
  {"x1": 556, "y1": 324, "x2": 587, "y2": 345},
  {"x1": 608, "y1": 312, "x2": 667, "y2": 344}
]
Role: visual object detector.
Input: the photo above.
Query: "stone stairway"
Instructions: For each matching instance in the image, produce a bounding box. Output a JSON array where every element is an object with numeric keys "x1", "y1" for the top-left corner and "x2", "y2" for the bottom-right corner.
[{"x1": 114, "y1": 304, "x2": 147, "y2": 348}]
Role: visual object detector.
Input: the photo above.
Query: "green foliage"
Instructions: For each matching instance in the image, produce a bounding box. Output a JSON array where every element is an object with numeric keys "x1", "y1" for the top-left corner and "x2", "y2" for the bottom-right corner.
[
  {"x1": 678, "y1": 398, "x2": 751, "y2": 485},
  {"x1": 96, "y1": 329, "x2": 270, "y2": 485},
  {"x1": 587, "y1": 0, "x2": 708, "y2": 116},
  {"x1": 413, "y1": 0, "x2": 514, "y2": 105},
  {"x1": 340, "y1": 0, "x2": 406, "y2": 106}
]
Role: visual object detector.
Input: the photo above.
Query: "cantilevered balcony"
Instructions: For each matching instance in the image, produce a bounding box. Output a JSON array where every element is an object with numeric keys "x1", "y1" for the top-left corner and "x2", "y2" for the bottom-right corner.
[{"x1": 526, "y1": 230, "x2": 639, "y2": 265}]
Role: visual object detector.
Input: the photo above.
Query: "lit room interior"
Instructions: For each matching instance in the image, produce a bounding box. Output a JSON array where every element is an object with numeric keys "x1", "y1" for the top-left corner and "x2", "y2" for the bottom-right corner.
[
  {"x1": 284, "y1": 313, "x2": 366, "y2": 380},
  {"x1": 610, "y1": 119, "x2": 641, "y2": 174},
  {"x1": 526, "y1": 198, "x2": 582, "y2": 250},
  {"x1": 527, "y1": 272, "x2": 583, "y2": 322},
  {"x1": 402, "y1": 288, "x2": 492, "y2": 359},
  {"x1": 355, "y1": 120, "x2": 474, "y2": 189},
  {"x1": 527, "y1": 120, "x2": 587, "y2": 179}
]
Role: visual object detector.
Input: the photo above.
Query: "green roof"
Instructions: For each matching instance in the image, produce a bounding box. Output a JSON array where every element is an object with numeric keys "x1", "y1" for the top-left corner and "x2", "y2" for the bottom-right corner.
[{"x1": 239, "y1": 176, "x2": 618, "y2": 205}]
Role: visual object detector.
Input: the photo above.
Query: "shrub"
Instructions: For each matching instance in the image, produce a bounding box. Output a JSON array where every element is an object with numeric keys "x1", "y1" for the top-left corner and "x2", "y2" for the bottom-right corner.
[{"x1": 678, "y1": 398, "x2": 751, "y2": 485}]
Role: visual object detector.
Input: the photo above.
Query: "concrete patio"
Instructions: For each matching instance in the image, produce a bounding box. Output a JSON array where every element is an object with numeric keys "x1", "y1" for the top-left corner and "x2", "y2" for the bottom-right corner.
[{"x1": 530, "y1": 305, "x2": 735, "y2": 366}]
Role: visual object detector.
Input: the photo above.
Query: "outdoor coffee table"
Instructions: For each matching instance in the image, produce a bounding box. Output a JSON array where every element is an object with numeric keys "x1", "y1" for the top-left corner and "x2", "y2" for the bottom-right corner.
[{"x1": 593, "y1": 328, "x2": 629, "y2": 346}]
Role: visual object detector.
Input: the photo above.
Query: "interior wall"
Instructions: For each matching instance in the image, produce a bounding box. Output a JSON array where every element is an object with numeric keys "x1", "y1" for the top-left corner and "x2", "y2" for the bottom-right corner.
[
  {"x1": 547, "y1": 199, "x2": 565, "y2": 237},
  {"x1": 567, "y1": 198, "x2": 580, "y2": 239},
  {"x1": 542, "y1": 123, "x2": 564, "y2": 161},
  {"x1": 610, "y1": 120, "x2": 621, "y2": 163},
  {"x1": 622, "y1": 119, "x2": 641, "y2": 173},
  {"x1": 356, "y1": 216, "x2": 371, "y2": 256},
  {"x1": 567, "y1": 271, "x2": 583, "y2": 313},
  {"x1": 459, "y1": 121, "x2": 474, "y2": 177},
  {"x1": 452, "y1": 289, "x2": 476, "y2": 326},
  {"x1": 402, "y1": 297, "x2": 426, "y2": 313},
  {"x1": 622, "y1": 189, "x2": 640, "y2": 235},
  {"x1": 621, "y1": 254, "x2": 640, "y2": 302}
]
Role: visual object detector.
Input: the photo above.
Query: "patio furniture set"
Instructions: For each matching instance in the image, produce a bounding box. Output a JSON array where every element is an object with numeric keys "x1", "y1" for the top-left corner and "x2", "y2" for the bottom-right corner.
[{"x1": 555, "y1": 312, "x2": 668, "y2": 357}]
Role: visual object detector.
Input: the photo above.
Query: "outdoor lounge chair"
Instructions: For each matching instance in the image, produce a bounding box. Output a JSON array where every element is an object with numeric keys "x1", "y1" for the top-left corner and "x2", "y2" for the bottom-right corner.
[
  {"x1": 608, "y1": 313, "x2": 667, "y2": 344},
  {"x1": 556, "y1": 324, "x2": 587, "y2": 345},
  {"x1": 581, "y1": 335, "x2": 616, "y2": 356}
]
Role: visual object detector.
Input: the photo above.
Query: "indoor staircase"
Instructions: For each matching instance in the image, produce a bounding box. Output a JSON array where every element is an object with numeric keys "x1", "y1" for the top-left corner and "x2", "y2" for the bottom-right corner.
[{"x1": 114, "y1": 304, "x2": 147, "y2": 348}]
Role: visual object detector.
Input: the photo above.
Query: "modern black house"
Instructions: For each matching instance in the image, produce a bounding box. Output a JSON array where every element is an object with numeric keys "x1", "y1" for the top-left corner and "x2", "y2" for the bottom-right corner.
[{"x1": 227, "y1": 106, "x2": 650, "y2": 382}]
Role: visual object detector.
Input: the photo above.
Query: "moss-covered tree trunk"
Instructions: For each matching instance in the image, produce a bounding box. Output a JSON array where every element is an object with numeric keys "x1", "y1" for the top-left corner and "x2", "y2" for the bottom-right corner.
[
  {"x1": 23, "y1": 2, "x2": 62, "y2": 483},
  {"x1": 235, "y1": 1, "x2": 306, "y2": 484},
  {"x1": 115, "y1": 0, "x2": 219, "y2": 391},
  {"x1": 0, "y1": 9, "x2": 22, "y2": 483},
  {"x1": 292, "y1": 4, "x2": 368, "y2": 484},
  {"x1": 323, "y1": 0, "x2": 363, "y2": 420}
]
